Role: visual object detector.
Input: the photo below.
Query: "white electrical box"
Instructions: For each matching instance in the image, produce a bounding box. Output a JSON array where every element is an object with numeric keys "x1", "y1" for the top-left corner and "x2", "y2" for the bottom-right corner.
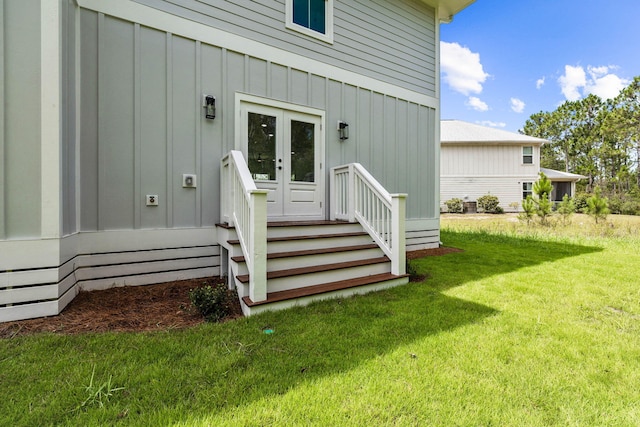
[
  {"x1": 182, "y1": 174, "x2": 197, "y2": 188},
  {"x1": 146, "y1": 195, "x2": 159, "y2": 206}
]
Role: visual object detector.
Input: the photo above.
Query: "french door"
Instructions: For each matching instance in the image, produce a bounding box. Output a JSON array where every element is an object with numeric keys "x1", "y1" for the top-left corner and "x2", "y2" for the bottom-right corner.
[{"x1": 240, "y1": 103, "x2": 324, "y2": 219}]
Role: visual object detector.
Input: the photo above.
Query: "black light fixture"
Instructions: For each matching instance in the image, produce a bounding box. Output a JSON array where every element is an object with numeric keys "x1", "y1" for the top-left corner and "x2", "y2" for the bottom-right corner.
[
  {"x1": 203, "y1": 94, "x2": 216, "y2": 120},
  {"x1": 338, "y1": 120, "x2": 349, "y2": 140}
]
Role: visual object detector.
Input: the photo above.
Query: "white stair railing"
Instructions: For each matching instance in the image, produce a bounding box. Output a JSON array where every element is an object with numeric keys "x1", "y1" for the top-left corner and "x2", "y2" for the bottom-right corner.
[
  {"x1": 221, "y1": 150, "x2": 268, "y2": 302},
  {"x1": 330, "y1": 163, "x2": 406, "y2": 275}
]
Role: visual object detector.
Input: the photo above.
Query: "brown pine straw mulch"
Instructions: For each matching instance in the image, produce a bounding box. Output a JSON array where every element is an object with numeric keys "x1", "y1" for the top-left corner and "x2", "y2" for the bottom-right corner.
[{"x1": 0, "y1": 246, "x2": 462, "y2": 338}]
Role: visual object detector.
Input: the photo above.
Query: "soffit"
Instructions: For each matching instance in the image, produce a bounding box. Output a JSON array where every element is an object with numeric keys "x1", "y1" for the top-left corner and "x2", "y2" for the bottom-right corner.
[{"x1": 420, "y1": 0, "x2": 477, "y2": 22}]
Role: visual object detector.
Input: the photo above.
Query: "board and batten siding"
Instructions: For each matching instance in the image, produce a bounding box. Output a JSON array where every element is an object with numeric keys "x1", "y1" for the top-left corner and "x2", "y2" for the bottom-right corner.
[
  {"x1": 78, "y1": 8, "x2": 439, "y2": 229},
  {"x1": 440, "y1": 144, "x2": 540, "y2": 211},
  {"x1": 132, "y1": 0, "x2": 438, "y2": 97},
  {"x1": 0, "y1": 0, "x2": 42, "y2": 240}
]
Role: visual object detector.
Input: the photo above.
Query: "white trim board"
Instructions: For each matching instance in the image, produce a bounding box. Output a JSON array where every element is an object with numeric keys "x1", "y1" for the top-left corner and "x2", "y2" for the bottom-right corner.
[
  {"x1": 41, "y1": 0, "x2": 62, "y2": 238},
  {"x1": 76, "y1": 0, "x2": 438, "y2": 108}
]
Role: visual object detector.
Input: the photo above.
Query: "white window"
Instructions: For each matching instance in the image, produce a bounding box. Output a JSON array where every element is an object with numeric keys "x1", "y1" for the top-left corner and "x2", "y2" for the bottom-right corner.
[
  {"x1": 523, "y1": 182, "x2": 533, "y2": 199},
  {"x1": 522, "y1": 146, "x2": 533, "y2": 164},
  {"x1": 286, "y1": 0, "x2": 334, "y2": 44}
]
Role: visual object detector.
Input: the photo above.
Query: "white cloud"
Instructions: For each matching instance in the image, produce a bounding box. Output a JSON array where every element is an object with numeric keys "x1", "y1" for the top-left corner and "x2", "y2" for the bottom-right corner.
[
  {"x1": 585, "y1": 66, "x2": 629, "y2": 100},
  {"x1": 440, "y1": 41, "x2": 490, "y2": 96},
  {"x1": 536, "y1": 77, "x2": 545, "y2": 89},
  {"x1": 558, "y1": 65, "x2": 586, "y2": 101},
  {"x1": 510, "y1": 98, "x2": 525, "y2": 113},
  {"x1": 558, "y1": 64, "x2": 629, "y2": 101},
  {"x1": 477, "y1": 120, "x2": 506, "y2": 128},
  {"x1": 465, "y1": 96, "x2": 489, "y2": 112}
]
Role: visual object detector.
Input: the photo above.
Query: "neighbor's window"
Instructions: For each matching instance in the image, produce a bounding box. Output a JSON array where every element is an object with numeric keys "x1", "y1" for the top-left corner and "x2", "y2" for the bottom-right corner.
[
  {"x1": 523, "y1": 182, "x2": 533, "y2": 199},
  {"x1": 286, "y1": 0, "x2": 333, "y2": 43},
  {"x1": 522, "y1": 146, "x2": 533, "y2": 164}
]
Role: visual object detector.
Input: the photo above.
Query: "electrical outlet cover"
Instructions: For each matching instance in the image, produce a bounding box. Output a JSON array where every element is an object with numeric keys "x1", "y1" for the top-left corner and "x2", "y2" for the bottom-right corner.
[
  {"x1": 146, "y1": 195, "x2": 159, "y2": 206},
  {"x1": 182, "y1": 174, "x2": 197, "y2": 188}
]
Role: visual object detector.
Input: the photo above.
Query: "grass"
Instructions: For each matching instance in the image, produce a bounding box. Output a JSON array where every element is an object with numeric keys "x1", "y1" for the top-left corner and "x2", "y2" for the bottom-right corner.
[{"x1": 1, "y1": 214, "x2": 639, "y2": 426}]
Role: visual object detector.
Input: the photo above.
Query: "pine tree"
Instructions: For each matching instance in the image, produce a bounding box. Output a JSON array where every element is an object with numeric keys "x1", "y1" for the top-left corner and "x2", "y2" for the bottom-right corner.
[
  {"x1": 586, "y1": 187, "x2": 610, "y2": 224},
  {"x1": 533, "y1": 172, "x2": 554, "y2": 225}
]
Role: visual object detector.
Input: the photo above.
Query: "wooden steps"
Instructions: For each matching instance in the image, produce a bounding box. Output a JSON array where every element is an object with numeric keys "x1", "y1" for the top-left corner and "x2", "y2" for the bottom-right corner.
[{"x1": 217, "y1": 220, "x2": 409, "y2": 315}]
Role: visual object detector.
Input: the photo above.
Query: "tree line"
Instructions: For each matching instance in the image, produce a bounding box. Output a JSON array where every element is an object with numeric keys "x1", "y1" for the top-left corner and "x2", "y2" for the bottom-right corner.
[{"x1": 521, "y1": 76, "x2": 640, "y2": 215}]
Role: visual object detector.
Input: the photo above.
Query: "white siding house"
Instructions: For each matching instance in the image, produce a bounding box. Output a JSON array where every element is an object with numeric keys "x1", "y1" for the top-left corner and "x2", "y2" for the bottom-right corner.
[
  {"x1": 0, "y1": 0, "x2": 475, "y2": 322},
  {"x1": 440, "y1": 120, "x2": 584, "y2": 212}
]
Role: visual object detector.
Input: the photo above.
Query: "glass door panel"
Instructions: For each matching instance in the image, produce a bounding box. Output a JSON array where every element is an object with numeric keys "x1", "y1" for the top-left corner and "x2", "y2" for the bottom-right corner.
[
  {"x1": 247, "y1": 112, "x2": 277, "y2": 181},
  {"x1": 290, "y1": 120, "x2": 315, "y2": 182}
]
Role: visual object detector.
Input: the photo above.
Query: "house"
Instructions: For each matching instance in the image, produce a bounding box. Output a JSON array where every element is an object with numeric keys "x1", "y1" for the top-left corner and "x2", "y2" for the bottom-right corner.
[
  {"x1": 440, "y1": 120, "x2": 585, "y2": 212},
  {"x1": 0, "y1": 0, "x2": 475, "y2": 321}
]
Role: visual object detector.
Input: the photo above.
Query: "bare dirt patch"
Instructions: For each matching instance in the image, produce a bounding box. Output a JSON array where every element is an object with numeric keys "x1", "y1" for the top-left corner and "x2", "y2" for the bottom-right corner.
[{"x1": 1, "y1": 246, "x2": 461, "y2": 338}]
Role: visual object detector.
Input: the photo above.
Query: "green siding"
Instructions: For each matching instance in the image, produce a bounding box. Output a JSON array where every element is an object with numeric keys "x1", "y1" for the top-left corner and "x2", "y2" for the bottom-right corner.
[
  {"x1": 76, "y1": 8, "x2": 438, "y2": 230},
  {"x1": 2, "y1": 0, "x2": 41, "y2": 239},
  {"x1": 134, "y1": 0, "x2": 438, "y2": 97}
]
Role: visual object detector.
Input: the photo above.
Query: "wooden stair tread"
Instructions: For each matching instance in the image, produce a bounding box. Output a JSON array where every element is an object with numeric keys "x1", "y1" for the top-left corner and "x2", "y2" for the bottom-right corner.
[
  {"x1": 236, "y1": 256, "x2": 389, "y2": 283},
  {"x1": 242, "y1": 273, "x2": 408, "y2": 307},
  {"x1": 230, "y1": 243, "x2": 380, "y2": 263},
  {"x1": 217, "y1": 220, "x2": 351, "y2": 229},
  {"x1": 228, "y1": 231, "x2": 369, "y2": 245}
]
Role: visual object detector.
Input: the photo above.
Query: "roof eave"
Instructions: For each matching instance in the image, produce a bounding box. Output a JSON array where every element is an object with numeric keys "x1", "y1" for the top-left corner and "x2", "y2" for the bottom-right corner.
[{"x1": 421, "y1": 0, "x2": 476, "y2": 22}]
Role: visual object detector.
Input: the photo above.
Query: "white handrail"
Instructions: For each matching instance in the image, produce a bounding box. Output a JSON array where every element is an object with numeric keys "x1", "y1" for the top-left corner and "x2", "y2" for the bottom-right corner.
[
  {"x1": 221, "y1": 150, "x2": 267, "y2": 302},
  {"x1": 330, "y1": 163, "x2": 406, "y2": 275}
]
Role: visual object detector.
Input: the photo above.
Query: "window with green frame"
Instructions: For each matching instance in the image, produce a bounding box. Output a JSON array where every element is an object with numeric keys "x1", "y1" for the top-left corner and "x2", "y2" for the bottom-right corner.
[
  {"x1": 286, "y1": 0, "x2": 333, "y2": 43},
  {"x1": 522, "y1": 146, "x2": 533, "y2": 164},
  {"x1": 523, "y1": 182, "x2": 533, "y2": 199}
]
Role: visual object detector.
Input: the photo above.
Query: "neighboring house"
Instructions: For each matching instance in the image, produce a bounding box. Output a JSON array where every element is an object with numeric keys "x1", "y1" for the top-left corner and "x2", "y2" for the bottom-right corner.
[
  {"x1": 0, "y1": 0, "x2": 474, "y2": 322},
  {"x1": 440, "y1": 120, "x2": 585, "y2": 212}
]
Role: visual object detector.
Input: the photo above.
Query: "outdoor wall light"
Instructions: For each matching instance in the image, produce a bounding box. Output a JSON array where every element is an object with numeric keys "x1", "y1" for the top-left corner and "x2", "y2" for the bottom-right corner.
[
  {"x1": 203, "y1": 94, "x2": 216, "y2": 120},
  {"x1": 338, "y1": 120, "x2": 349, "y2": 140}
]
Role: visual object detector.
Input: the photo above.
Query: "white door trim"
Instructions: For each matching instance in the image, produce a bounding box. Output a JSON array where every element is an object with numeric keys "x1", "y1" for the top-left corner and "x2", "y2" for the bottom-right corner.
[{"x1": 235, "y1": 93, "x2": 326, "y2": 220}]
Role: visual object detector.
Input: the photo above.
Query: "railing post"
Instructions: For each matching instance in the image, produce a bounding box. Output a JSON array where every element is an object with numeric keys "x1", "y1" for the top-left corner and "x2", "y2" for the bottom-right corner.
[
  {"x1": 220, "y1": 156, "x2": 230, "y2": 225},
  {"x1": 391, "y1": 194, "x2": 407, "y2": 275},
  {"x1": 347, "y1": 164, "x2": 356, "y2": 222},
  {"x1": 329, "y1": 168, "x2": 337, "y2": 221},
  {"x1": 249, "y1": 189, "x2": 268, "y2": 302}
]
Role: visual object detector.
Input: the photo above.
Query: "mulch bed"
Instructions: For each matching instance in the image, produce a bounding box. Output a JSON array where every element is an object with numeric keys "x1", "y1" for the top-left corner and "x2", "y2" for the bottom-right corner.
[
  {"x1": 0, "y1": 277, "x2": 241, "y2": 339},
  {"x1": 406, "y1": 246, "x2": 463, "y2": 259},
  {"x1": 0, "y1": 246, "x2": 461, "y2": 338}
]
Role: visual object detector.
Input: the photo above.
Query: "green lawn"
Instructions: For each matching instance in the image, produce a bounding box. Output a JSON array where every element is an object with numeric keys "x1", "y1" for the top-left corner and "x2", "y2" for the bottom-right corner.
[{"x1": 2, "y1": 215, "x2": 639, "y2": 426}]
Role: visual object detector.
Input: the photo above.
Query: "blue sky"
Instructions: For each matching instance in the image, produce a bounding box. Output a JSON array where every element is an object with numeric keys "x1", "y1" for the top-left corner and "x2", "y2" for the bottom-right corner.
[{"x1": 439, "y1": 0, "x2": 640, "y2": 132}]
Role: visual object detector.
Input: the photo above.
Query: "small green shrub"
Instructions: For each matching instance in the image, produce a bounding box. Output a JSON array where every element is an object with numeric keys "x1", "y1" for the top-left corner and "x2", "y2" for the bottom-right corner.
[
  {"x1": 189, "y1": 282, "x2": 235, "y2": 322},
  {"x1": 519, "y1": 196, "x2": 535, "y2": 224},
  {"x1": 621, "y1": 200, "x2": 640, "y2": 215},
  {"x1": 574, "y1": 192, "x2": 590, "y2": 213},
  {"x1": 445, "y1": 198, "x2": 463, "y2": 213},
  {"x1": 586, "y1": 187, "x2": 610, "y2": 224},
  {"x1": 556, "y1": 194, "x2": 575, "y2": 225},
  {"x1": 607, "y1": 195, "x2": 624, "y2": 214},
  {"x1": 477, "y1": 194, "x2": 500, "y2": 213}
]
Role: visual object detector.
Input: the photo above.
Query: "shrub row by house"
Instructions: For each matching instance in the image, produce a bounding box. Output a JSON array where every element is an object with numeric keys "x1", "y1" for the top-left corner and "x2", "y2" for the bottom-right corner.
[{"x1": 445, "y1": 194, "x2": 503, "y2": 214}]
